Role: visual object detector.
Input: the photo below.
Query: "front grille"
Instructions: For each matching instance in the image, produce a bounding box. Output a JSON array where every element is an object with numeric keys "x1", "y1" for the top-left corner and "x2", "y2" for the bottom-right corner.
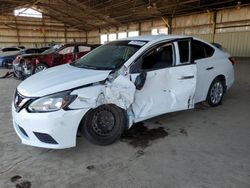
[
  {"x1": 14, "y1": 90, "x2": 30, "y2": 112},
  {"x1": 18, "y1": 126, "x2": 29, "y2": 138},
  {"x1": 33, "y1": 132, "x2": 58, "y2": 144}
]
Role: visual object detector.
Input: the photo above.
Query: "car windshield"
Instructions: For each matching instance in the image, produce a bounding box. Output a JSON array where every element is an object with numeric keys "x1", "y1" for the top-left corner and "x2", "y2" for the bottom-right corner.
[
  {"x1": 41, "y1": 44, "x2": 63, "y2": 55},
  {"x1": 72, "y1": 40, "x2": 147, "y2": 70}
]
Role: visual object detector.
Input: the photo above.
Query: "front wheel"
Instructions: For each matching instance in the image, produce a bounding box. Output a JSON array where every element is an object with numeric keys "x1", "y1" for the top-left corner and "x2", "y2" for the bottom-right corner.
[
  {"x1": 34, "y1": 63, "x2": 48, "y2": 73},
  {"x1": 207, "y1": 78, "x2": 225, "y2": 107},
  {"x1": 80, "y1": 104, "x2": 127, "y2": 145}
]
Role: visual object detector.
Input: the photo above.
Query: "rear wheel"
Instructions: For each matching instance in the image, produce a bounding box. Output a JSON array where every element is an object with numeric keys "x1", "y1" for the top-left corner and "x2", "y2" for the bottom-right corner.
[
  {"x1": 207, "y1": 78, "x2": 225, "y2": 107},
  {"x1": 34, "y1": 63, "x2": 48, "y2": 73},
  {"x1": 80, "y1": 104, "x2": 127, "y2": 145}
]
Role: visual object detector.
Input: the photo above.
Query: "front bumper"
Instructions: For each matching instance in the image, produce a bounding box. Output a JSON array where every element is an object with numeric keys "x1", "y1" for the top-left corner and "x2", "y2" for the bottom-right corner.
[{"x1": 12, "y1": 104, "x2": 89, "y2": 149}]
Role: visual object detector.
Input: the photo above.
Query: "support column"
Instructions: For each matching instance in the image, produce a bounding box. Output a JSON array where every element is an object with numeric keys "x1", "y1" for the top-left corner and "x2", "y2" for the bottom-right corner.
[
  {"x1": 211, "y1": 11, "x2": 217, "y2": 43},
  {"x1": 14, "y1": 17, "x2": 20, "y2": 46},
  {"x1": 85, "y1": 31, "x2": 88, "y2": 44},
  {"x1": 42, "y1": 16, "x2": 46, "y2": 46},
  {"x1": 64, "y1": 24, "x2": 67, "y2": 43},
  {"x1": 138, "y1": 22, "x2": 141, "y2": 35},
  {"x1": 161, "y1": 17, "x2": 172, "y2": 34}
]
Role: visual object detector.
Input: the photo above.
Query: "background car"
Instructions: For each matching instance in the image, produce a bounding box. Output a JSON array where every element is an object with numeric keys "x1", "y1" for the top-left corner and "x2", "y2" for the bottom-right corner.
[
  {"x1": 0, "y1": 47, "x2": 21, "y2": 53},
  {"x1": 0, "y1": 48, "x2": 22, "y2": 68},
  {"x1": 0, "y1": 48, "x2": 44, "y2": 69},
  {"x1": 13, "y1": 43, "x2": 100, "y2": 79}
]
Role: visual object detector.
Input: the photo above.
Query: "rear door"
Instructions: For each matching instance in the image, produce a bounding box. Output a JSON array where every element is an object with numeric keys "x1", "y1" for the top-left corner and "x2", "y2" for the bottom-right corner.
[
  {"x1": 192, "y1": 40, "x2": 216, "y2": 103},
  {"x1": 130, "y1": 38, "x2": 197, "y2": 122}
]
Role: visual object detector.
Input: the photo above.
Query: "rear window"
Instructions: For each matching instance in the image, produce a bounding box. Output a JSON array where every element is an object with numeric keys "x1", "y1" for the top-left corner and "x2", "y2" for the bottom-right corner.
[{"x1": 192, "y1": 40, "x2": 214, "y2": 60}]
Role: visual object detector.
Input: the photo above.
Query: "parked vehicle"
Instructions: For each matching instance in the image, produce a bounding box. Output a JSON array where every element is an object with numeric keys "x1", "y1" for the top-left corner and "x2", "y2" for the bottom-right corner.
[
  {"x1": 0, "y1": 48, "x2": 44, "y2": 69},
  {"x1": 13, "y1": 43, "x2": 100, "y2": 79},
  {"x1": 0, "y1": 47, "x2": 21, "y2": 53},
  {"x1": 12, "y1": 35, "x2": 235, "y2": 149},
  {"x1": 0, "y1": 51, "x2": 21, "y2": 68}
]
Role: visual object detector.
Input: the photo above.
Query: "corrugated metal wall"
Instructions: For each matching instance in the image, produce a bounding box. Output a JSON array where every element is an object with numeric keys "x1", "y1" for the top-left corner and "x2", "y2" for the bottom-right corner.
[
  {"x1": 215, "y1": 31, "x2": 250, "y2": 57},
  {"x1": 0, "y1": 14, "x2": 87, "y2": 48},
  {"x1": 89, "y1": 6, "x2": 250, "y2": 57},
  {"x1": 0, "y1": 6, "x2": 250, "y2": 56}
]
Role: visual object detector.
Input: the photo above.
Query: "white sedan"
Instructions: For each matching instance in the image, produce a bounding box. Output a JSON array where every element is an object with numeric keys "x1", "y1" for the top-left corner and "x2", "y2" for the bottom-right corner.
[{"x1": 12, "y1": 35, "x2": 234, "y2": 149}]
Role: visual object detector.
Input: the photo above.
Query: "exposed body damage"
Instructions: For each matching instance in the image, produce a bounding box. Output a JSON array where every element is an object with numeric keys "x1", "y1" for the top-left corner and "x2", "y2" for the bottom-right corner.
[
  {"x1": 69, "y1": 74, "x2": 136, "y2": 127},
  {"x1": 12, "y1": 35, "x2": 234, "y2": 149}
]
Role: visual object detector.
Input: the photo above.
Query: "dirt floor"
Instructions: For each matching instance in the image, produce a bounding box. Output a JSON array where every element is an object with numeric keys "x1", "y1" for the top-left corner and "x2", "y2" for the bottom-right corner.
[{"x1": 0, "y1": 58, "x2": 249, "y2": 188}]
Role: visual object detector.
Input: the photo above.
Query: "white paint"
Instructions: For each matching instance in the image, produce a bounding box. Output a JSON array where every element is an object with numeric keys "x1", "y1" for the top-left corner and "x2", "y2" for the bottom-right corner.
[
  {"x1": 102, "y1": 75, "x2": 136, "y2": 109},
  {"x1": 17, "y1": 64, "x2": 111, "y2": 97}
]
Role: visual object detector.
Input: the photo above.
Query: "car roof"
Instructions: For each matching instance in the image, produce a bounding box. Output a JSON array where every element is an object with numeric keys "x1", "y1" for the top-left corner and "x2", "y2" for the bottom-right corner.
[
  {"x1": 118, "y1": 34, "x2": 192, "y2": 42},
  {"x1": 63, "y1": 42, "x2": 100, "y2": 47}
]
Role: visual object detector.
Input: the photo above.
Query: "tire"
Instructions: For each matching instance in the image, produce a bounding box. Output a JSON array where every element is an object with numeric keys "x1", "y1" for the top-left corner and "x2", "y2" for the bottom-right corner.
[
  {"x1": 80, "y1": 104, "x2": 127, "y2": 145},
  {"x1": 34, "y1": 63, "x2": 48, "y2": 73},
  {"x1": 207, "y1": 78, "x2": 225, "y2": 107}
]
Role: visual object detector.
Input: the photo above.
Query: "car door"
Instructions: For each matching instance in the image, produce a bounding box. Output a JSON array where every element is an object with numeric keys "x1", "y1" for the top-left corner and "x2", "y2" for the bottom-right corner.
[
  {"x1": 130, "y1": 39, "x2": 197, "y2": 122},
  {"x1": 192, "y1": 40, "x2": 216, "y2": 103}
]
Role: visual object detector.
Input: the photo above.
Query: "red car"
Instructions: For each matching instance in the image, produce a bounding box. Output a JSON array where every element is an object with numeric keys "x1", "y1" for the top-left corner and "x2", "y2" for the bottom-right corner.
[{"x1": 13, "y1": 43, "x2": 100, "y2": 79}]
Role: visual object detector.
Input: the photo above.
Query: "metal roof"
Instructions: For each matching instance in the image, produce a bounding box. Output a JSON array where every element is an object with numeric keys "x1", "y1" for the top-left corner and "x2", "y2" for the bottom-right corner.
[{"x1": 0, "y1": 0, "x2": 249, "y2": 31}]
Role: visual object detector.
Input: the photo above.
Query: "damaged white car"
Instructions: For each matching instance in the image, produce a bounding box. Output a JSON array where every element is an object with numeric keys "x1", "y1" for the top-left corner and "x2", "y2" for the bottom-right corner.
[{"x1": 12, "y1": 35, "x2": 234, "y2": 149}]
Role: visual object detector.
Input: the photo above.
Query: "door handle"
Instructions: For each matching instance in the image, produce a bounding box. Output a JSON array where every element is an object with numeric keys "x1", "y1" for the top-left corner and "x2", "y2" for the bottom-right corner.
[
  {"x1": 206, "y1": 66, "x2": 214, "y2": 70},
  {"x1": 179, "y1": 75, "x2": 194, "y2": 80}
]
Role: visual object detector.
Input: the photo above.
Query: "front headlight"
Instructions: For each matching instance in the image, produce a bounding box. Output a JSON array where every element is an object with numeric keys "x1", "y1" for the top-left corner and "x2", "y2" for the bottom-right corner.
[{"x1": 28, "y1": 91, "x2": 77, "y2": 113}]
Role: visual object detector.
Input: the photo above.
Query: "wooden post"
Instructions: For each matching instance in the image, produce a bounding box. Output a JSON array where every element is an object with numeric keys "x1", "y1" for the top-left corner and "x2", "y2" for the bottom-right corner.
[
  {"x1": 64, "y1": 24, "x2": 67, "y2": 43},
  {"x1": 161, "y1": 17, "x2": 172, "y2": 34},
  {"x1": 211, "y1": 11, "x2": 217, "y2": 43},
  {"x1": 85, "y1": 31, "x2": 88, "y2": 44},
  {"x1": 14, "y1": 17, "x2": 20, "y2": 46},
  {"x1": 138, "y1": 22, "x2": 141, "y2": 35},
  {"x1": 42, "y1": 15, "x2": 46, "y2": 46}
]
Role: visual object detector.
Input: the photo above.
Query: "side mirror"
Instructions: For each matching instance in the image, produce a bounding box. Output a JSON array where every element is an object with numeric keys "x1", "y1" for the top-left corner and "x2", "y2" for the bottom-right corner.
[{"x1": 134, "y1": 72, "x2": 147, "y2": 90}]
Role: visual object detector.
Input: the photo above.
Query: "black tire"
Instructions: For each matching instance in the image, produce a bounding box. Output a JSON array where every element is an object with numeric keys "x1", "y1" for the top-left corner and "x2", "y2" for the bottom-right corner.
[
  {"x1": 34, "y1": 63, "x2": 48, "y2": 73},
  {"x1": 207, "y1": 78, "x2": 225, "y2": 107},
  {"x1": 80, "y1": 104, "x2": 127, "y2": 145}
]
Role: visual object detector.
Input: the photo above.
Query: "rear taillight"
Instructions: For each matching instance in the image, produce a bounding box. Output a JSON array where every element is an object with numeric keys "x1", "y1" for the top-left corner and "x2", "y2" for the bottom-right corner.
[{"x1": 229, "y1": 57, "x2": 236, "y2": 66}]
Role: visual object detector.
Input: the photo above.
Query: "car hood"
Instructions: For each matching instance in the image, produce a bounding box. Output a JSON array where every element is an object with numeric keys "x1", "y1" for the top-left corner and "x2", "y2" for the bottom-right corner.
[{"x1": 17, "y1": 64, "x2": 111, "y2": 97}]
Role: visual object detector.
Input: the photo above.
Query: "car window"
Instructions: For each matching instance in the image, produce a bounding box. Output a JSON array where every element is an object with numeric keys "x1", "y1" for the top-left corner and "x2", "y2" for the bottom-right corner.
[
  {"x1": 130, "y1": 43, "x2": 173, "y2": 73},
  {"x1": 78, "y1": 46, "x2": 91, "y2": 52},
  {"x1": 178, "y1": 40, "x2": 189, "y2": 63},
  {"x1": 142, "y1": 44, "x2": 173, "y2": 71},
  {"x1": 58, "y1": 46, "x2": 74, "y2": 55},
  {"x1": 192, "y1": 40, "x2": 215, "y2": 60},
  {"x1": 2, "y1": 47, "x2": 20, "y2": 52},
  {"x1": 72, "y1": 40, "x2": 144, "y2": 70},
  {"x1": 26, "y1": 49, "x2": 36, "y2": 54}
]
